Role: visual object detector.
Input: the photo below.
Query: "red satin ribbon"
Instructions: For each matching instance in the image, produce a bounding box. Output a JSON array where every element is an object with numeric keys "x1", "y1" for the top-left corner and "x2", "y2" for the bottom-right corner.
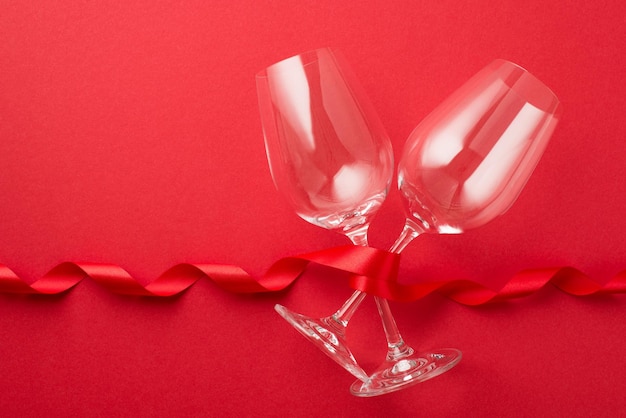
[{"x1": 1, "y1": 245, "x2": 626, "y2": 304}]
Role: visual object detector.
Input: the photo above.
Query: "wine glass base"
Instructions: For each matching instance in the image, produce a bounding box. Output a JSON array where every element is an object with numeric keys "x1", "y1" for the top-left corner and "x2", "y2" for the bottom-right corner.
[
  {"x1": 350, "y1": 348, "x2": 462, "y2": 397},
  {"x1": 274, "y1": 304, "x2": 368, "y2": 381}
]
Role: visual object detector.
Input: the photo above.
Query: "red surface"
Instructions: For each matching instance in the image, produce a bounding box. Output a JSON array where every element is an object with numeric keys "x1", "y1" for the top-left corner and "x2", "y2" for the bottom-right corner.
[{"x1": 1, "y1": 1, "x2": 625, "y2": 416}]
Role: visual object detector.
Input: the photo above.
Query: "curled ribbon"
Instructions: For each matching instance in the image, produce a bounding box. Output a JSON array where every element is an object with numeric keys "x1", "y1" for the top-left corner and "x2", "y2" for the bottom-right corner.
[
  {"x1": 350, "y1": 265, "x2": 626, "y2": 304},
  {"x1": 0, "y1": 246, "x2": 398, "y2": 296},
  {"x1": 1, "y1": 245, "x2": 626, "y2": 305}
]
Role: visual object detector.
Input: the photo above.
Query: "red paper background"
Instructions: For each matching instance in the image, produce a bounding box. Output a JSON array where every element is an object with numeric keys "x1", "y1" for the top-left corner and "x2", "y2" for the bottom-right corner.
[{"x1": 1, "y1": 1, "x2": 625, "y2": 416}]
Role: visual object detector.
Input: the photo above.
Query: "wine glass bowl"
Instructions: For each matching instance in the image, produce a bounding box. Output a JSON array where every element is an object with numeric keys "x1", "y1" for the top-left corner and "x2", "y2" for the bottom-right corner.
[
  {"x1": 398, "y1": 60, "x2": 563, "y2": 235},
  {"x1": 257, "y1": 48, "x2": 394, "y2": 242}
]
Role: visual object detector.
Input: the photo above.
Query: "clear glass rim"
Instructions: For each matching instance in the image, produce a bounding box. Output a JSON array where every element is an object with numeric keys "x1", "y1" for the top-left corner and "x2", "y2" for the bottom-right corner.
[
  {"x1": 491, "y1": 59, "x2": 562, "y2": 116},
  {"x1": 255, "y1": 47, "x2": 335, "y2": 79}
]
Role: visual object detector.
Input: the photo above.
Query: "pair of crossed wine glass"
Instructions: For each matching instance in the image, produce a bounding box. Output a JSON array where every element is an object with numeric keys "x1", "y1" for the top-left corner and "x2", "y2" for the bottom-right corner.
[{"x1": 256, "y1": 48, "x2": 562, "y2": 396}]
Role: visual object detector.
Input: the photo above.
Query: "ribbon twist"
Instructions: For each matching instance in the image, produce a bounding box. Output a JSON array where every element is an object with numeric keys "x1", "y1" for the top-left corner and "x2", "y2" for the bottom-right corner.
[{"x1": 1, "y1": 245, "x2": 626, "y2": 305}]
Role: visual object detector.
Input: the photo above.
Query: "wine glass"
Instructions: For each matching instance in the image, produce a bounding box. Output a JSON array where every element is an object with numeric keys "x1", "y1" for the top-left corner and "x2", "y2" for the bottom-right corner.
[
  {"x1": 350, "y1": 59, "x2": 563, "y2": 396},
  {"x1": 255, "y1": 48, "x2": 394, "y2": 380}
]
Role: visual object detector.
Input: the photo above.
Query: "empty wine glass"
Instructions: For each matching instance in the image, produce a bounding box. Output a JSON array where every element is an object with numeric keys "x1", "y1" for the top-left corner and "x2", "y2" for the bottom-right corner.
[
  {"x1": 256, "y1": 48, "x2": 394, "y2": 380},
  {"x1": 350, "y1": 59, "x2": 563, "y2": 396}
]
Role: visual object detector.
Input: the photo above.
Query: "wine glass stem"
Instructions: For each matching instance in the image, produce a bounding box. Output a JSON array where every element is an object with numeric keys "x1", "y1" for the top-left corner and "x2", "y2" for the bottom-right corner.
[
  {"x1": 334, "y1": 222, "x2": 420, "y2": 358},
  {"x1": 322, "y1": 225, "x2": 368, "y2": 328},
  {"x1": 327, "y1": 228, "x2": 370, "y2": 326},
  {"x1": 389, "y1": 220, "x2": 422, "y2": 253},
  {"x1": 374, "y1": 298, "x2": 413, "y2": 360},
  {"x1": 332, "y1": 290, "x2": 367, "y2": 327},
  {"x1": 346, "y1": 226, "x2": 369, "y2": 247},
  {"x1": 376, "y1": 221, "x2": 421, "y2": 359}
]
